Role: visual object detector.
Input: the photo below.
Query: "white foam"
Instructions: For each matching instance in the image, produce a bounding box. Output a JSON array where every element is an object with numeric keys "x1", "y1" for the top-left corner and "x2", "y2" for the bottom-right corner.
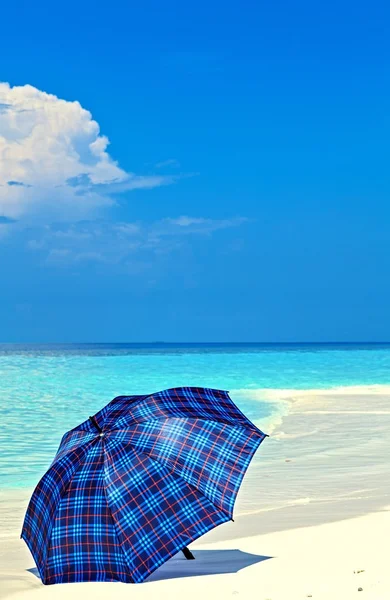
[
  {"x1": 230, "y1": 385, "x2": 390, "y2": 432},
  {"x1": 229, "y1": 388, "x2": 290, "y2": 434},
  {"x1": 230, "y1": 385, "x2": 390, "y2": 411},
  {"x1": 258, "y1": 384, "x2": 390, "y2": 401}
]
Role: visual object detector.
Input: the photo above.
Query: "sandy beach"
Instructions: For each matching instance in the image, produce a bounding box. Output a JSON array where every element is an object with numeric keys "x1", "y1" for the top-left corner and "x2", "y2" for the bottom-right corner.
[{"x1": 2, "y1": 387, "x2": 390, "y2": 600}]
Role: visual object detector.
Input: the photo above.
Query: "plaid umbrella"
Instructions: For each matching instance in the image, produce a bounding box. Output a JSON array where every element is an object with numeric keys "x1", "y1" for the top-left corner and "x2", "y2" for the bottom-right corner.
[{"x1": 22, "y1": 387, "x2": 267, "y2": 584}]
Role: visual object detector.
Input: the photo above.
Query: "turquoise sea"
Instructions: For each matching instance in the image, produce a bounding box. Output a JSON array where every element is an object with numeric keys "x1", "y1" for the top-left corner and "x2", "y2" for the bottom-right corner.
[{"x1": 1, "y1": 342, "x2": 390, "y2": 489}]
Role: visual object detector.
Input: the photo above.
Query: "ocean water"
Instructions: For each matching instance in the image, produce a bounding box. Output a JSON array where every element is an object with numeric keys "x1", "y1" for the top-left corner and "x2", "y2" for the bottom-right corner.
[{"x1": 1, "y1": 342, "x2": 390, "y2": 490}]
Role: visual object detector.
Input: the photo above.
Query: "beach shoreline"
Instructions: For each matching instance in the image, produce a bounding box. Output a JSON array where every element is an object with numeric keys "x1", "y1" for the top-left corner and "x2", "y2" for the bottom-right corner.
[{"x1": 2, "y1": 386, "x2": 390, "y2": 599}]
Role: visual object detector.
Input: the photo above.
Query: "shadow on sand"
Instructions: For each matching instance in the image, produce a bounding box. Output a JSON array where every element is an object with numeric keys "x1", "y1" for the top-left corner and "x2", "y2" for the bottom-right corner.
[
  {"x1": 27, "y1": 549, "x2": 272, "y2": 583},
  {"x1": 147, "y1": 549, "x2": 272, "y2": 582}
]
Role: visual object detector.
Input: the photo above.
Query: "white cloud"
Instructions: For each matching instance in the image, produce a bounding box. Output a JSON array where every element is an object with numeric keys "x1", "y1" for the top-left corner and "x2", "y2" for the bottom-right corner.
[
  {"x1": 0, "y1": 83, "x2": 250, "y2": 270},
  {"x1": 155, "y1": 158, "x2": 180, "y2": 169},
  {"x1": 0, "y1": 82, "x2": 170, "y2": 222},
  {"x1": 158, "y1": 215, "x2": 249, "y2": 233},
  {"x1": 25, "y1": 215, "x2": 248, "y2": 266}
]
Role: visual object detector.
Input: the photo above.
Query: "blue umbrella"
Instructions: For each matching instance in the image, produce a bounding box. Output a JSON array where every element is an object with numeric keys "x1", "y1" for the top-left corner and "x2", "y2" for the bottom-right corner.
[{"x1": 22, "y1": 387, "x2": 267, "y2": 584}]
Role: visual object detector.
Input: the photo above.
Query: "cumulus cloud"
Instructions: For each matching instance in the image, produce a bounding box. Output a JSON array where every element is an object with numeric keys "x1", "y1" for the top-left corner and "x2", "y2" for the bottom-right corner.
[
  {"x1": 0, "y1": 83, "x2": 250, "y2": 270},
  {"x1": 0, "y1": 83, "x2": 171, "y2": 222}
]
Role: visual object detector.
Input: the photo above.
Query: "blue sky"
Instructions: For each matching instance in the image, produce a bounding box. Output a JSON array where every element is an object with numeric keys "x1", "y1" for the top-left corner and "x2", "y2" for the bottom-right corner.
[{"x1": 0, "y1": 0, "x2": 389, "y2": 342}]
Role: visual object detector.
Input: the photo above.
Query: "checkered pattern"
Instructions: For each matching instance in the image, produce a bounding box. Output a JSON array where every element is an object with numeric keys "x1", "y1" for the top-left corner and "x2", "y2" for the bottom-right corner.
[{"x1": 22, "y1": 387, "x2": 267, "y2": 584}]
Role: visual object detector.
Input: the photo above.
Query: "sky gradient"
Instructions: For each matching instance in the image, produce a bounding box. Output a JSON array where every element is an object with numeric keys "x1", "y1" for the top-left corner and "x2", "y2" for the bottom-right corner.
[{"x1": 0, "y1": 0, "x2": 389, "y2": 342}]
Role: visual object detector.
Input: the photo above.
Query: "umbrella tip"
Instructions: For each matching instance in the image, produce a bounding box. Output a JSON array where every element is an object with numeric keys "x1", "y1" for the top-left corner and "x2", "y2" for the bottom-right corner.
[{"x1": 89, "y1": 415, "x2": 103, "y2": 434}]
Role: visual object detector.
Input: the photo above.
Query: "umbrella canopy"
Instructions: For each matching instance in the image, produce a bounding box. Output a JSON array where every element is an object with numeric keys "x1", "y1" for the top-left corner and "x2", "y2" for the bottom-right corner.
[{"x1": 22, "y1": 387, "x2": 267, "y2": 584}]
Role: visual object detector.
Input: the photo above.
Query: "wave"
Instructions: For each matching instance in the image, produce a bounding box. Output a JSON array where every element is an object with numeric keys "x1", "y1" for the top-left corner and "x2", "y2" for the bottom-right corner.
[
  {"x1": 257, "y1": 384, "x2": 390, "y2": 400},
  {"x1": 229, "y1": 384, "x2": 390, "y2": 434}
]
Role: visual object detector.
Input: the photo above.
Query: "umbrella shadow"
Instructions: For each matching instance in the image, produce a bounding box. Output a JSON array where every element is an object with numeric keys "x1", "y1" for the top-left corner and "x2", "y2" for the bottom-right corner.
[
  {"x1": 147, "y1": 549, "x2": 272, "y2": 582},
  {"x1": 27, "y1": 549, "x2": 272, "y2": 584}
]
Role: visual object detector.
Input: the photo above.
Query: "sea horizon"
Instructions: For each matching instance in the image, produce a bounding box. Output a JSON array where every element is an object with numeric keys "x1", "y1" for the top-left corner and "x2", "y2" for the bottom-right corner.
[{"x1": 1, "y1": 341, "x2": 390, "y2": 347}]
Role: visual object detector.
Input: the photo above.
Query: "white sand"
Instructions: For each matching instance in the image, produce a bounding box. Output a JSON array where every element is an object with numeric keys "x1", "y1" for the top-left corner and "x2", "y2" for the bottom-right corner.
[{"x1": 2, "y1": 388, "x2": 390, "y2": 600}]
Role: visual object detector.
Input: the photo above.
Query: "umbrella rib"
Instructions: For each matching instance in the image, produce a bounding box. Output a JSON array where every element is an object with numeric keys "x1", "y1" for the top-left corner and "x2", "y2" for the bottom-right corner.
[{"x1": 100, "y1": 474, "x2": 135, "y2": 582}]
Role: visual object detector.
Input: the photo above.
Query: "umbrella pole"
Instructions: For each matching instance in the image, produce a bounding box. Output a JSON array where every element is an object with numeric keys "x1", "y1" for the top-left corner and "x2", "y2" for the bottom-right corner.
[{"x1": 182, "y1": 546, "x2": 195, "y2": 560}]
